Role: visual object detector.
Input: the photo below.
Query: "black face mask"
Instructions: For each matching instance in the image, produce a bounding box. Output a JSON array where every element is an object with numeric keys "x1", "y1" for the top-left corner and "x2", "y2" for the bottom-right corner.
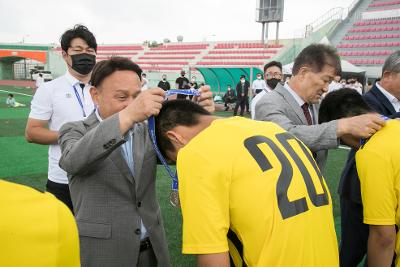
[
  {"x1": 70, "y1": 53, "x2": 96, "y2": 75},
  {"x1": 266, "y1": 78, "x2": 280, "y2": 89}
]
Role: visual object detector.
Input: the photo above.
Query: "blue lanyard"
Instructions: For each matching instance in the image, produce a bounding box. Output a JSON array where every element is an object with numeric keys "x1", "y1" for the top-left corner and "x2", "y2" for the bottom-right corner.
[
  {"x1": 73, "y1": 84, "x2": 86, "y2": 117},
  {"x1": 148, "y1": 89, "x2": 201, "y2": 190},
  {"x1": 360, "y1": 115, "x2": 389, "y2": 146}
]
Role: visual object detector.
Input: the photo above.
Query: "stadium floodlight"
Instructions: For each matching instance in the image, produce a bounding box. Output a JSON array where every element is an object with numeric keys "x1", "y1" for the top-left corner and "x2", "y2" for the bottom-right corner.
[{"x1": 255, "y1": 0, "x2": 284, "y2": 44}]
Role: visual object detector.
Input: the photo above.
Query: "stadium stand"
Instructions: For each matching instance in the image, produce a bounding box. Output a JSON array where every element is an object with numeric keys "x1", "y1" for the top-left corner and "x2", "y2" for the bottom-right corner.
[{"x1": 333, "y1": 0, "x2": 400, "y2": 71}]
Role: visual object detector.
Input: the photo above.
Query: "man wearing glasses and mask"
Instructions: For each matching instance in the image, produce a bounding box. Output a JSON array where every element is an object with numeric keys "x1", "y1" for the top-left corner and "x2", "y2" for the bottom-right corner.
[
  {"x1": 251, "y1": 61, "x2": 283, "y2": 119},
  {"x1": 25, "y1": 24, "x2": 97, "y2": 212}
]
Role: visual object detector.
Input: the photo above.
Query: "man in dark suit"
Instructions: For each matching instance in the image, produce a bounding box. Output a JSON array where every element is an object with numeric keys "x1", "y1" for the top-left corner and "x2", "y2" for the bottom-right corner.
[
  {"x1": 339, "y1": 50, "x2": 400, "y2": 267},
  {"x1": 234, "y1": 75, "x2": 250, "y2": 116}
]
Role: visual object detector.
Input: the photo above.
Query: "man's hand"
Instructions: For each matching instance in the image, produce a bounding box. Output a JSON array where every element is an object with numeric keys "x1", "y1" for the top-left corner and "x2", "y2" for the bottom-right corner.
[
  {"x1": 119, "y1": 88, "x2": 165, "y2": 134},
  {"x1": 194, "y1": 85, "x2": 215, "y2": 113},
  {"x1": 337, "y1": 113, "x2": 386, "y2": 139}
]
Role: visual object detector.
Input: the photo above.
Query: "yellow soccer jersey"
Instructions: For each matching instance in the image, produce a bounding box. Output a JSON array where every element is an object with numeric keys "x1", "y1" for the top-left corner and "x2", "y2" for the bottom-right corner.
[
  {"x1": 0, "y1": 180, "x2": 80, "y2": 267},
  {"x1": 356, "y1": 120, "x2": 400, "y2": 266},
  {"x1": 177, "y1": 117, "x2": 338, "y2": 267}
]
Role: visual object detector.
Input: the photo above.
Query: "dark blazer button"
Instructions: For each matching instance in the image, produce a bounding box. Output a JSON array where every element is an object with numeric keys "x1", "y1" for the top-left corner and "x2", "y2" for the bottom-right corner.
[
  {"x1": 135, "y1": 229, "x2": 141, "y2": 235},
  {"x1": 137, "y1": 201, "x2": 142, "y2": 207},
  {"x1": 103, "y1": 144, "x2": 109, "y2": 149},
  {"x1": 110, "y1": 139, "x2": 116, "y2": 145}
]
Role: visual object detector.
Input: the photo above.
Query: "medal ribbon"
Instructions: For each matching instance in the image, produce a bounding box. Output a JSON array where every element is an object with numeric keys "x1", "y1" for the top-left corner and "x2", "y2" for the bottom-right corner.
[{"x1": 148, "y1": 89, "x2": 201, "y2": 191}]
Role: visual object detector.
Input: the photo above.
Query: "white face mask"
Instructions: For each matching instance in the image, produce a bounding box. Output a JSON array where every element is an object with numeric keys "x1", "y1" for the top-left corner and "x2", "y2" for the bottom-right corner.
[
  {"x1": 241, "y1": 79, "x2": 245, "y2": 83},
  {"x1": 257, "y1": 76, "x2": 261, "y2": 80}
]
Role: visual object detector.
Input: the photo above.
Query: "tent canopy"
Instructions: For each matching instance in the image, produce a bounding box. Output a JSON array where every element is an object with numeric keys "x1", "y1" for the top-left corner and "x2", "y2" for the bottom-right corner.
[{"x1": 196, "y1": 67, "x2": 263, "y2": 94}]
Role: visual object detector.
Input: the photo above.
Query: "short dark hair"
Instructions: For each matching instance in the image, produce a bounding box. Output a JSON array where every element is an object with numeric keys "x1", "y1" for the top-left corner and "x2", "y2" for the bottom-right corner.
[
  {"x1": 292, "y1": 44, "x2": 341, "y2": 76},
  {"x1": 319, "y1": 88, "x2": 373, "y2": 124},
  {"x1": 90, "y1": 57, "x2": 142, "y2": 87},
  {"x1": 8, "y1": 93, "x2": 13, "y2": 97},
  {"x1": 60, "y1": 24, "x2": 97, "y2": 52},
  {"x1": 264, "y1": 61, "x2": 282, "y2": 73},
  {"x1": 155, "y1": 100, "x2": 211, "y2": 157}
]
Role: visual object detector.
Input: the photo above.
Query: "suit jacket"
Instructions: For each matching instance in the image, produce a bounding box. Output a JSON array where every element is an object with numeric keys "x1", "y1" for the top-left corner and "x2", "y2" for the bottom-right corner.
[
  {"x1": 59, "y1": 112, "x2": 170, "y2": 267},
  {"x1": 254, "y1": 83, "x2": 338, "y2": 172},
  {"x1": 339, "y1": 83, "x2": 400, "y2": 201},
  {"x1": 236, "y1": 81, "x2": 250, "y2": 99}
]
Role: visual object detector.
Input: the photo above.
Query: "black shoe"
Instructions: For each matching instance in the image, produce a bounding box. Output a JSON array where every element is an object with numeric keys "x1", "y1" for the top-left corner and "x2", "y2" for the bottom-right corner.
[{"x1": 224, "y1": 107, "x2": 229, "y2": 111}]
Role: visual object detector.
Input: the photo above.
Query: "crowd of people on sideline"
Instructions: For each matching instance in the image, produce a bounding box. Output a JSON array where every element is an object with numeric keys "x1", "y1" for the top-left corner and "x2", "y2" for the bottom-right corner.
[{"x1": 2, "y1": 23, "x2": 400, "y2": 267}]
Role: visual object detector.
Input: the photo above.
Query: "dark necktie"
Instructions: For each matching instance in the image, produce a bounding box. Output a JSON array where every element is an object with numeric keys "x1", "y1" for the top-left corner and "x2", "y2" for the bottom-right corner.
[
  {"x1": 301, "y1": 103, "x2": 313, "y2": 125},
  {"x1": 79, "y1": 83, "x2": 85, "y2": 90}
]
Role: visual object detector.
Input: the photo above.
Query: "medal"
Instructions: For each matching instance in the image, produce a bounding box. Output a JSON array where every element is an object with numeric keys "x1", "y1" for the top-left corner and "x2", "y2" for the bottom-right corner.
[{"x1": 169, "y1": 190, "x2": 180, "y2": 207}]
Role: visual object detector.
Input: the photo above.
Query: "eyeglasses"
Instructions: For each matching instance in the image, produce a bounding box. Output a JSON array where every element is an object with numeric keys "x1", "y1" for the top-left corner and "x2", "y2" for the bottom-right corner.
[
  {"x1": 265, "y1": 72, "x2": 282, "y2": 79},
  {"x1": 69, "y1": 46, "x2": 96, "y2": 55}
]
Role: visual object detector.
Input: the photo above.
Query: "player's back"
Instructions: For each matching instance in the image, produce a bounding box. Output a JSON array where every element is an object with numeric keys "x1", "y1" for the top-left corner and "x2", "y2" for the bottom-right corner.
[
  {"x1": 214, "y1": 117, "x2": 338, "y2": 266},
  {"x1": 0, "y1": 180, "x2": 80, "y2": 267}
]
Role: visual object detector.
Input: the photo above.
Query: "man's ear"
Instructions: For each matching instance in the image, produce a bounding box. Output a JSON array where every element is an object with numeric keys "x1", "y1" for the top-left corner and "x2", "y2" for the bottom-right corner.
[
  {"x1": 297, "y1": 66, "x2": 310, "y2": 81},
  {"x1": 166, "y1": 130, "x2": 185, "y2": 146},
  {"x1": 90, "y1": 86, "x2": 99, "y2": 106},
  {"x1": 62, "y1": 50, "x2": 68, "y2": 61}
]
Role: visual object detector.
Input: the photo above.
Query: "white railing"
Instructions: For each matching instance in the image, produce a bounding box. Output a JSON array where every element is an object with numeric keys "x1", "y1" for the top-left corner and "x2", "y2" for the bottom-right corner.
[
  {"x1": 305, "y1": 7, "x2": 344, "y2": 37},
  {"x1": 347, "y1": 0, "x2": 362, "y2": 17}
]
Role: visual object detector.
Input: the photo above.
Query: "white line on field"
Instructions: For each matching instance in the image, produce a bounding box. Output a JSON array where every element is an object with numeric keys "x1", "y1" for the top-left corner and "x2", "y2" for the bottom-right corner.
[
  {"x1": 338, "y1": 145, "x2": 351, "y2": 150},
  {"x1": 0, "y1": 89, "x2": 33, "y2": 97}
]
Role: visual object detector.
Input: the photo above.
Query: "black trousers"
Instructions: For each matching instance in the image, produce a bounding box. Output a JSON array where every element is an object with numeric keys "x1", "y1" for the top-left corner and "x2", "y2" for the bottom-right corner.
[
  {"x1": 224, "y1": 98, "x2": 235, "y2": 107},
  {"x1": 46, "y1": 180, "x2": 74, "y2": 213},
  {"x1": 233, "y1": 98, "x2": 246, "y2": 116},
  {"x1": 339, "y1": 196, "x2": 368, "y2": 267},
  {"x1": 245, "y1": 96, "x2": 249, "y2": 112}
]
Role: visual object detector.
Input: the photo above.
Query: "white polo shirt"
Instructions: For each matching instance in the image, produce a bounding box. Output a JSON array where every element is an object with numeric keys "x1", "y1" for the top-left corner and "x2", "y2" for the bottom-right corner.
[
  {"x1": 251, "y1": 85, "x2": 272, "y2": 119},
  {"x1": 251, "y1": 79, "x2": 267, "y2": 94},
  {"x1": 29, "y1": 71, "x2": 94, "y2": 184}
]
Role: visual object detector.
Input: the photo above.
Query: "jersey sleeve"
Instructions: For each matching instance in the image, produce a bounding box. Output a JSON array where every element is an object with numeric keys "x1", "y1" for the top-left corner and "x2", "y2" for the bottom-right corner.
[
  {"x1": 177, "y1": 148, "x2": 230, "y2": 254},
  {"x1": 356, "y1": 149, "x2": 396, "y2": 225},
  {"x1": 29, "y1": 84, "x2": 53, "y2": 120}
]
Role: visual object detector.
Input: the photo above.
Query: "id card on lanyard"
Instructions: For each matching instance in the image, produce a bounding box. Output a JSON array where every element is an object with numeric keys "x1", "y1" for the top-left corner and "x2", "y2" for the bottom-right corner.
[{"x1": 73, "y1": 84, "x2": 87, "y2": 118}]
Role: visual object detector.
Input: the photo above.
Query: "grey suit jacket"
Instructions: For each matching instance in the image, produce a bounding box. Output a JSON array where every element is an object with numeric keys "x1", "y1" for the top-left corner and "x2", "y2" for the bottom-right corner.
[
  {"x1": 59, "y1": 112, "x2": 170, "y2": 267},
  {"x1": 254, "y1": 83, "x2": 338, "y2": 171}
]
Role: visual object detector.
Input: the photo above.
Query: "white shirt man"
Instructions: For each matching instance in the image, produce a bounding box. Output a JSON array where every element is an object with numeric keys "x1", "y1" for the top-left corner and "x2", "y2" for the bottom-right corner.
[
  {"x1": 250, "y1": 85, "x2": 272, "y2": 119},
  {"x1": 29, "y1": 71, "x2": 94, "y2": 184},
  {"x1": 141, "y1": 74, "x2": 149, "y2": 90},
  {"x1": 251, "y1": 75, "x2": 267, "y2": 96},
  {"x1": 25, "y1": 25, "x2": 97, "y2": 211},
  {"x1": 35, "y1": 74, "x2": 45, "y2": 89}
]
